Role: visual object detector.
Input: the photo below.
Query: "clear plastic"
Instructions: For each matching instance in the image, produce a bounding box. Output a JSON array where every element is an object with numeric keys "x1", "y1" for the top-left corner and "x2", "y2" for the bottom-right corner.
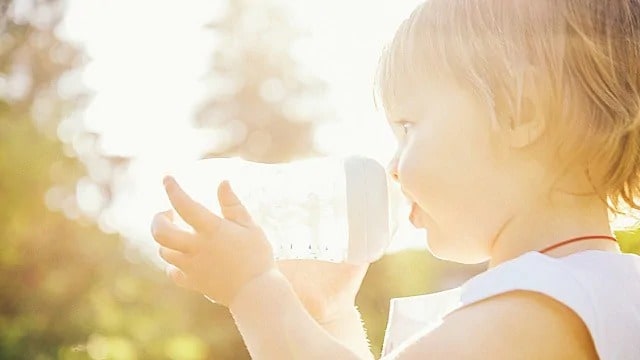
[{"x1": 164, "y1": 156, "x2": 391, "y2": 264}]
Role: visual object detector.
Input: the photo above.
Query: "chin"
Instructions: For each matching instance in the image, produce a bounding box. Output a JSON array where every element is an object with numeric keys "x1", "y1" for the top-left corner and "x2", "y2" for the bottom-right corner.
[{"x1": 426, "y1": 232, "x2": 489, "y2": 265}]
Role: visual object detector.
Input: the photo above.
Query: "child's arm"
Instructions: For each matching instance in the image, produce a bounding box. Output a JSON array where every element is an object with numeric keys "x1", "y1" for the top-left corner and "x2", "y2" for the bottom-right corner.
[
  {"x1": 230, "y1": 268, "x2": 374, "y2": 359},
  {"x1": 153, "y1": 177, "x2": 374, "y2": 358},
  {"x1": 276, "y1": 259, "x2": 372, "y2": 356},
  {"x1": 317, "y1": 305, "x2": 373, "y2": 358},
  {"x1": 231, "y1": 268, "x2": 598, "y2": 360}
]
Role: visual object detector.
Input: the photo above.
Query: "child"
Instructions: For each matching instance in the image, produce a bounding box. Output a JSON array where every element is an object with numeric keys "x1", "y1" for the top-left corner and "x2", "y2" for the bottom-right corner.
[{"x1": 151, "y1": 0, "x2": 640, "y2": 358}]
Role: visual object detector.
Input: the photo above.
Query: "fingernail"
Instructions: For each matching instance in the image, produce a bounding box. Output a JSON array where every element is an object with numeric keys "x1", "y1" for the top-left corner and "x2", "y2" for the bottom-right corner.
[{"x1": 163, "y1": 176, "x2": 173, "y2": 188}]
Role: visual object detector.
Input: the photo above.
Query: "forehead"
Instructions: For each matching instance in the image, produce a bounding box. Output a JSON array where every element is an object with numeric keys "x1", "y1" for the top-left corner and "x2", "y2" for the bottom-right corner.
[{"x1": 384, "y1": 77, "x2": 480, "y2": 121}]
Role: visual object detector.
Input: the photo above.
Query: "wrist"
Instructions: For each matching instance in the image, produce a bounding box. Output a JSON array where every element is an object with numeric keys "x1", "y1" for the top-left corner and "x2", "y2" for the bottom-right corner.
[
  {"x1": 317, "y1": 305, "x2": 360, "y2": 327},
  {"x1": 229, "y1": 268, "x2": 288, "y2": 313}
]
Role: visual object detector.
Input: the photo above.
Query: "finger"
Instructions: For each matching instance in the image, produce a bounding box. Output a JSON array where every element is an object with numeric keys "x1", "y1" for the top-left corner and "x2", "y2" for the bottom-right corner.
[
  {"x1": 161, "y1": 209, "x2": 174, "y2": 221},
  {"x1": 218, "y1": 180, "x2": 254, "y2": 227},
  {"x1": 158, "y1": 246, "x2": 189, "y2": 269},
  {"x1": 163, "y1": 176, "x2": 223, "y2": 234},
  {"x1": 165, "y1": 265, "x2": 193, "y2": 289},
  {"x1": 151, "y1": 212, "x2": 198, "y2": 253}
]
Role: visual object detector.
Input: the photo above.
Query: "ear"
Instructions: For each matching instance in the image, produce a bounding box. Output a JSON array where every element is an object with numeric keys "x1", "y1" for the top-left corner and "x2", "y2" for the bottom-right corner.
[
  {"x1": 508, "y1": 97, "x2": 546, "y2": 148},
  {"x1": 507, "y1": 66, "x2": 546, "y2": 148}
]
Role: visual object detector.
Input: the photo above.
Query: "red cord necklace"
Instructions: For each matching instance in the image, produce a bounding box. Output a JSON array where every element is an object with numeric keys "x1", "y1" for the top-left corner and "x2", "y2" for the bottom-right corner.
[{"x1": 538, "y1": 235, "x2": 617, "y2": 254}]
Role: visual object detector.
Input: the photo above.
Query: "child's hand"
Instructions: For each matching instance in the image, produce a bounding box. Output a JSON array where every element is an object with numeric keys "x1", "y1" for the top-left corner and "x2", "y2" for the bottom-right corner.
[
  {"x1": 151, "y1": 176, "x2": 276, "y2": 307},
  {"x1": 277, "y1": 260, "x2": 369, "y2": 323}
]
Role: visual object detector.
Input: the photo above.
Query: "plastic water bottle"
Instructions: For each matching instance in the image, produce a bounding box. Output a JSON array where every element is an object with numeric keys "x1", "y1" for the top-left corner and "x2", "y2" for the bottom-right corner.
[{"x1": 164, "y1": 156, "x2": 391, "y2": 264}]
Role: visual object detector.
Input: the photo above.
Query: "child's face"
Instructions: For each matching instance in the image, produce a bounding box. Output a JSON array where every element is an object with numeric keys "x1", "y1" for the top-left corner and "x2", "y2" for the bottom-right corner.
[{"x1": 386, "y1": 79, "x2": 525, "y2": 264}]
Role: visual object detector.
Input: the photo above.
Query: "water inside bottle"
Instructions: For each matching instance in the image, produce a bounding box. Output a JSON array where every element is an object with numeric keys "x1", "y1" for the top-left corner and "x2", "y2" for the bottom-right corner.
[{"x1": 167, "y1": 157, "x2": 377, "y2": 263}]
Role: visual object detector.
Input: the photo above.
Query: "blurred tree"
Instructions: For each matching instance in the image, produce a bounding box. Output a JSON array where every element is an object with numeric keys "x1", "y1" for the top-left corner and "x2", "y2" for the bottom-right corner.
[
  {"x1": 616, "y1": 225, "x2": 640, "y2": 254},
  {"x1": 195, "y1": 0, "x2": 331, "y2": 163},
  {"x1": 0, "y1": 1, "x2": 251, "y2": 359}
]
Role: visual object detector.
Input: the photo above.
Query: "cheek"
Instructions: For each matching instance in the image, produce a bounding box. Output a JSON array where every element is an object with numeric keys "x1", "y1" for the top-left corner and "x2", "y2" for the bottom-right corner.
[
  {"x1": 395, "y1": 142, "x2": 429, "y2": 194},
  {"x1": 395, "y1": 134, "x2": 454, "y2": 204},
  {"x1": 397, "y1": 129, "x2": 503, "y2": 222}
]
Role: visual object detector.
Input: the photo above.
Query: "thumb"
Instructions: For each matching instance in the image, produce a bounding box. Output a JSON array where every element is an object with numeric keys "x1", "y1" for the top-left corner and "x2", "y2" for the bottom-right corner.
[{"x1": 217, "y1": 180, "x2": 254, "y2": 227}]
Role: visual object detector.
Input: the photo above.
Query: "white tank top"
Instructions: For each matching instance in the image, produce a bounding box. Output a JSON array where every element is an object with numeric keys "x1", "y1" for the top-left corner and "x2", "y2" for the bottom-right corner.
[{"x1": 381, "y1": 250, "x2": 640, "y2": 359}]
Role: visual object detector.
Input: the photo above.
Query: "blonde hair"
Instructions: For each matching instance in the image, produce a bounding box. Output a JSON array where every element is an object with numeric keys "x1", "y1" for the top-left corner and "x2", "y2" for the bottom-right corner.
[{"x1": 376, "y1": 0, "x2": 640, "y2": 215}]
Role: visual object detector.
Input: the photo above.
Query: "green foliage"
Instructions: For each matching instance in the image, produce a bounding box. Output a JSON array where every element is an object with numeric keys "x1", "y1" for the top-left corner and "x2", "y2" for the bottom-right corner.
[
  {"x1": 0, "y1": 1, "x2": 250, "y2": 358},
  {"x1": 615, "y1": 226, "x2": 640, "y2": 255},
  {"x1": 0, "y1": 67, "x2": 250, "y2": 359}
]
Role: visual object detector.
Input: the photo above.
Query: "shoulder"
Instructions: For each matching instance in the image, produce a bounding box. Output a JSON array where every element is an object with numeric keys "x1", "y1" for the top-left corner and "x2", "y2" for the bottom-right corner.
[{"x1": 390, "y1": 290, "x2": 598, "y2": 360}]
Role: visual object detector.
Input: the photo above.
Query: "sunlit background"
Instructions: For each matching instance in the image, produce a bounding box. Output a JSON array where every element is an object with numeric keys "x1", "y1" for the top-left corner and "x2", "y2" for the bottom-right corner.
[
  {"x1": 57, "y1": 0, "x2": 428, "y2": 260},
  {"x1": 2, "y1": 0, "x2": 639, "y2": 359}
]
